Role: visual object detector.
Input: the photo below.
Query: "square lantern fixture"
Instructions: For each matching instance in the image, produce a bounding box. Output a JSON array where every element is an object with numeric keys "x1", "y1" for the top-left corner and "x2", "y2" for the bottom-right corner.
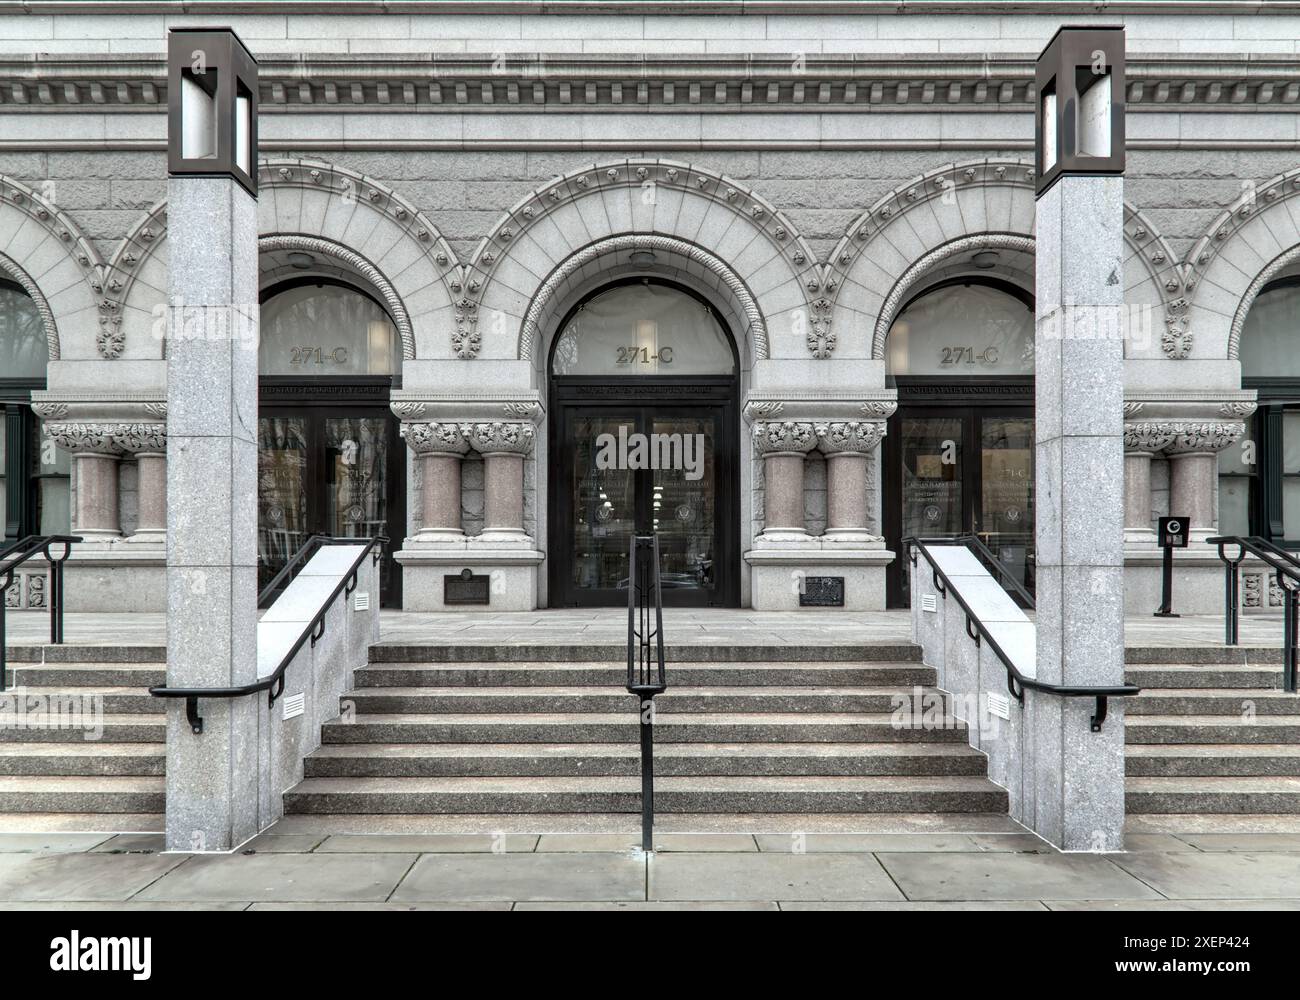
[
  {"x1": 1034, "y1": 25, "x2": 1125, "y2": 196},
  {"x1": 167, "y1": 28, "x2": 259, "y2": 196}
]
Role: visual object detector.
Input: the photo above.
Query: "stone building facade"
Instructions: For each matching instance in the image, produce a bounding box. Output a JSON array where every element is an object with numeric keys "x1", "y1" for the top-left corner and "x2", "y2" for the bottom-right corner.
[{"x1": 1, "y1": 2, "x2": 1296, "y2": 614}]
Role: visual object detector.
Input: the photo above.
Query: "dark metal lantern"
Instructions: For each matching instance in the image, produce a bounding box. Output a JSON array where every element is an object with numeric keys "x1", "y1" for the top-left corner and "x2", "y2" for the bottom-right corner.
[
  {"x1": 1034, "y1": 25, "x2": 1125, "y2": 196},
  {"x1": 166, "y1": 27, "x2": 259, "y2": 196}
]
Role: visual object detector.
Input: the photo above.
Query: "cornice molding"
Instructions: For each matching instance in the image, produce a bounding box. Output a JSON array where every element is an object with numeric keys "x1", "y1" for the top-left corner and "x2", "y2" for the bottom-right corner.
[{"x1": 1, "y1": 54, "x2": 1296, "y2": 111}]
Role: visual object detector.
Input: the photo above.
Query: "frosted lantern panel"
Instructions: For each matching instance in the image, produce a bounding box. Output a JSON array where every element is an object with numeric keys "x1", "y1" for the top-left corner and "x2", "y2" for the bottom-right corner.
[
  {"x1": 260, "y1": 284, "x2": 399, "y2": 376},
  {"x1": 887, "y1": 284, "x2": 1034, "y2": 377},
  {"x1": 235, "y1": 92, "x2": 252, "y2": 174},
  {"x1": 1078, "y1": 73, "x2": 1112, "y2": 158},
  {"x1": 180, "y1": 71, "x2": 217, "y2": 159},
  {"x1": 1042, "y1": 92, "x2": 1058, "y2": 172},
  {"x1": 551, "y1": 283, "x2": 735, "y2": 377}
]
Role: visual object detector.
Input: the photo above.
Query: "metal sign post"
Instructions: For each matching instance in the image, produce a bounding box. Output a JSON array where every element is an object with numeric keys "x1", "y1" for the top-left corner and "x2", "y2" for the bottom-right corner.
[{"x1": 1154, "y1": 515, "x2": 1189, "y2": 617}]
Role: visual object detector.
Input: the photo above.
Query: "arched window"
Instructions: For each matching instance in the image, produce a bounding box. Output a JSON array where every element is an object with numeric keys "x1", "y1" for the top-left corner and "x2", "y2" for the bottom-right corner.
[
  {"x1": 886, "y1": 280, "x2": 1034, "y2": 377},
  {"x1": 0, "y1": 278, "x2": 69, "y2": 538},
  {"x1": 1221, "y1": 278, "x2": 1300, "y2": 541},
  {"x1": 551, "y1": 280, "x2": 736, "y2": 377},
  {"x1": 259, "y1": 280, "x2": 399, "y2": 377}
]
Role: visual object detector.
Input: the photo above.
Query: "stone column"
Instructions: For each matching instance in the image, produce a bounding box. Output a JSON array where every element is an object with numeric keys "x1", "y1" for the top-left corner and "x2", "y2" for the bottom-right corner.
[
  {"x1": 44, "y1": 424, "x2": 124, "y2": 540},
  {"x1": 1165, "y1": 422, "x2": 1245, "y2": 542},
  {"x1": 1032, "y1": 171, "x2": 1127, "y2": 852},
  {"x1": 817, "y1": 420, "x2": 886, "y2": 542},
  {"x1": 163, "y1": 173, "x2": 260, "y2": 852},
  {"x1": 406, "y1": 422, "x2": 470, "y2": 541},
  {"x1": 463, "y1": 422, "x2": 535, "y2": 544},
  {"x1": 117, "y1": 423, "x2": 168, "y2": 542},
  {"x1": 1122, "y1": 422, "x2": 1176, "y2": 546},
  {"x1": 753, "y1": 421, "x2": 817, "y2": 539}
]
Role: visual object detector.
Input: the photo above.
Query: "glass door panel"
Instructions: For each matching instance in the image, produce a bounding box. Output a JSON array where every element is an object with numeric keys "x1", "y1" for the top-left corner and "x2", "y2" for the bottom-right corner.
[
  {"x1": 897, "y1": 415, "x2": 963, "y2": 597},
  {"x1": 570, "y1": 412, "x2": 638, "y2": 594},
  {"x1": 325, "y1": 416, "x2": 394, "y2": 595},
  {"x1": 257, "y1": 415, "x2": 309, "y2": 594},
  {"x1": 978, "y1": 415, "x2": 1034, "y2": 596},
  {"x1": 650, "y1": 412, "x2": 719, "y2": 597}
]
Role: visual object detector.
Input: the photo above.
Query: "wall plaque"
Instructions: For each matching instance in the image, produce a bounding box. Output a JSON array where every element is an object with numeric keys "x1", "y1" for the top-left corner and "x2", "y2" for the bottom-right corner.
[
  {"x1": 444, "y1": 568, "x2": 490, "y2": 605},
  {"x1": 799, "y1": 576, "x2": 845, "y2": 607}
]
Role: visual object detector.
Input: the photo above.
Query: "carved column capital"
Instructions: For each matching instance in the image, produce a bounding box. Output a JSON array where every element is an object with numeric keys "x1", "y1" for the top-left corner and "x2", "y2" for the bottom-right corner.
[
  {"x1": 1122, "y1": 421, "x2": 1178, "y2": 455},
  {"x1": 752, "y1": 420, "x2": 817, "y2": 455},
  {"x1": 403, "y1": 421, "x2": 471, "y2": 456},
  {"x1": 112, "y1": 422, "x2": 167, "y2": 455},
  {"x1": 463, "y1": 421, "x2": 536, "y2": 456},
  {"x1": 44, "y1": 421, "x2": 127, "y2": 456},
  {"x1": 816, "y1": 420, "x2": 886, "y2": 455},
  {"x1": 1163, "y1": 421, "x2": 1246, "y2": 455}
]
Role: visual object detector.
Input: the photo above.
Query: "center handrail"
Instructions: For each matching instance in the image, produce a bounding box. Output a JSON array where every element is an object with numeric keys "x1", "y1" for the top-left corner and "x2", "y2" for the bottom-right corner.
[
  {"x1": 149, "y1": 535, "x2": 386, "y2": 733},
  {"x1": 1207, "y1": 534, "x2": 1300, "y2": 690},
  {"x1": 626, "y1": 533, "x2": 666, "y2": 853},
  {"x1": 905, "y1": 535, "x2": 1139, "y2": 732},
  {"x1": 955, "y1": 532, "x2": 1035, "y2": 607},
  {"x1": 0, "y1": 534, "x2": 84, "y2": 691}
]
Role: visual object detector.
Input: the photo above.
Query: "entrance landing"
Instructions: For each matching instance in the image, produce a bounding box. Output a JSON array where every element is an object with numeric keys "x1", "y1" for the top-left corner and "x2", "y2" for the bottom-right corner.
[{"x1": 0, "y1": 609, "x2": 1288, "y2": 649}]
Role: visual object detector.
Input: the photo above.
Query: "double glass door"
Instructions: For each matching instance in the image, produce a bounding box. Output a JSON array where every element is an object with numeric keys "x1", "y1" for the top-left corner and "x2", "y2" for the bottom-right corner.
[
  {"x1": 258, "y1": 397, "x2": 404, "y2": 607},
  {"x1": 550, "y1": 384, "x2": 738, "y2": 607},
  {"x1": 885, "y1": 403, "x2": 1034, "y2": 606}
]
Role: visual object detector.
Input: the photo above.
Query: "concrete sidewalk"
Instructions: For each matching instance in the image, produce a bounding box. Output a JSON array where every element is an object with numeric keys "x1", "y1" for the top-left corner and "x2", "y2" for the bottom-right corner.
[{"x1": 0, "y1": 827, "x2": 1297, "y2": 910}]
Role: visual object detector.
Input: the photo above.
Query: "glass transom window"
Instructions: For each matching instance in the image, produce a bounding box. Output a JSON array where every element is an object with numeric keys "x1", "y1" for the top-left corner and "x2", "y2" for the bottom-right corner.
[
  {"x1": 887, "y1": 282, "x2": 1034, "y2": 377},
  {"x1": 1240, "y1": 281, "x2": 1300, "y2": 378},
  {"x1": 259, "y1": 281, "x2": 399, "y2": 376},
  {"x1": 0, "y1": 279, "x2": 48, "y2": 379},
  {"x1": 551, "y1": 281, "x2": 736, "y2": 377}
]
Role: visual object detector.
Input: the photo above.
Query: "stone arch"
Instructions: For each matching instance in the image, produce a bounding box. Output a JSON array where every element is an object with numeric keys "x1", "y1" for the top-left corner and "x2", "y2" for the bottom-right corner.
[
  {"x1": 521, "y1": 234, "x2": 766, "y2": 370},
  {"x1": 1183, "y1": 166, "x2": 1300, "y2": 361},
  {"x1": 828, "y1": 158, "x2": 1183, "y2": 362},
  {"x1": 257, "y1": 234, "x2": 416, "y2": 362},
  {"x1": 468, "y1": 158, "x2": 821, "y2": 365},
  {"x1": 0, "y1": 174, "x2": 104, "y2": 361},
  {"x1": 109, "y1": 158, "x2": 462, "y2": 361}
]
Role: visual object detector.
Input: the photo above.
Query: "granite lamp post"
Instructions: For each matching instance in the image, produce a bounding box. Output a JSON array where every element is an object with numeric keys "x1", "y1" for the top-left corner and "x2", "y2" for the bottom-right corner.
[
  {"x1": 163, "y1": 27, "x2": 261, "y2": 852},
  {"x1": 1030, "y1": 26, "x2": 1128, "y2": 851}
]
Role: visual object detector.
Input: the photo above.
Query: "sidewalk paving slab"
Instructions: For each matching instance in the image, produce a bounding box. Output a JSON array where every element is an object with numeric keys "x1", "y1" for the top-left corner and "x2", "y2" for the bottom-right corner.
[
  {"x1": 1105, "y1": 851, "x2": 1300, "y2": 899},
  {"x1": 0, "y1": 833, "x2": 113, "y2": 853},
  {"x1": 0, "y1": 851, "x2": 185, "y2": 902},
  {"x1": 316, "y1": 834, "x2": 541, "y2": 853},
  {"x1": 1044, "y1": 898, "x2": 1300, "y2": 910},
  {"x1": 875, "y1": 852, "x2": 1164, "y2": 902},
  {"x1": 649, "y1": 852, "x2": 904, "y2": 902},
  {"x1": 1173, "y1": 833, "x2": 1300, "y2": 852},
  {"x1": 514, "y1": 900, "x2": 778, "y2": 910},
  {"x1": 391, "y1": 852, "x2": 645, "y2": 902},
  {"x1": 780, "y1": 900, "x2": 1050, "y2": 910},
  {"x1": 134, "y1": 852, "x2": 417, "y2": 903},
  {"x1": 537, "y1": 833, "x2": 757, "y2": 852}
]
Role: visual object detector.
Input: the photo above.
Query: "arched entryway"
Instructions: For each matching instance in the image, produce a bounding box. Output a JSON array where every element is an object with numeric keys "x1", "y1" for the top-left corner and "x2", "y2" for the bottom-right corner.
[
  {"x1": 882, "y1": 270, "x2": 1036, "y2": 607},
  {"x1": 256, "y1": 272, "x2": 406, "y2": 606},
  {"x1": 1219, "y1": 274, "x2": 1300, "y2": 546},
  {"x1": 547, "y1": 278, "x2": 741, "y2": 607}
]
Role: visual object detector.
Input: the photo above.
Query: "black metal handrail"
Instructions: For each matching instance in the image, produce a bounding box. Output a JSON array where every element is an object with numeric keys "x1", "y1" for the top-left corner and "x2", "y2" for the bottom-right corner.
[
  {"x1": 905, "y1": 536, "x2": 1138, "y2": 732},
  {"x1": 257, "y1": 530, "x2": 330, "y2": 608},
  {"x1": 149, "y1": 535, "x2": 386, "y2": 734},
  {"x1": 0, "y1": 534, "x2": 83, "y2": 692},
  {"x1": 626, "y1": 533, "x2": 666, "y2": 852},
  {"x1": 1207, "y1": 534, "x2": 1300, "y2": 692}
]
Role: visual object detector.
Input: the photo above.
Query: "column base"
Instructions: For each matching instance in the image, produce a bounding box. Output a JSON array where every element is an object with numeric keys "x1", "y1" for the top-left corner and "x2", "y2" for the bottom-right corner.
[
  {"x1": 63, "y1": 545, "x2": 166, "y2": 613},
  {"x1": 745, "y1": 542, "x2": 893, "y2": 611},
  {"x1": 1123, "y1": 544, "x2": 1228, "y2": 616},
  {"x1": 395, "y1": 542, "x2": 544, "y2": 611}
]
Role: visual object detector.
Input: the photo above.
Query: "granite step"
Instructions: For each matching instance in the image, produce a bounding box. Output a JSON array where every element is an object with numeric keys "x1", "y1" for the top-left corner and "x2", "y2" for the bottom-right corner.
[
  {"x1": 1125, "y1": 715, "x2": 1300, "y2": 745},
  {"x1": 0, "y1": 687, "x2": 161, "y2": 715},
  {"x1": 368, "y1": 644, "x2": 924, "y2": 664},
  {"x1": 0, "y1": 743, "x2": 165, "y2": 777},
  {"x1": 0, "y1": 715, "x2": 164, "y2": 743},
  {"x1": 1126, "y1": 776, "x2": 1300, "y2": 814},
  {"x1": 1128, "y1": 688, "x2": 1300, "y2": 716},
  {"x1": 352, "y1": 662, "x2": 937, "y2": 688},
  {"x1": 282, "y1": 774, "x2": 1009, "y2": 815},
  {"x1": 0, "y1": 776, "x2": 165, "y2": 814},
  {"x1": 1125, "y1": 664, "x2": 1287, "y2": 690},
  {"x1": 319, "y1": 712, "x2": 972, "y2": 745},
  {"x1": 342, "y1": 686, "x2": 936, "y2": 715},
  {"x1": 1126, "y1": 744, "x2": 1300, "y2": 777},
  {"x1": 5, "y1": 664, "x2": 166, "y2": 688},
  {"x1": 303, "y1": 741, "x2": 990, "y2": 778}
]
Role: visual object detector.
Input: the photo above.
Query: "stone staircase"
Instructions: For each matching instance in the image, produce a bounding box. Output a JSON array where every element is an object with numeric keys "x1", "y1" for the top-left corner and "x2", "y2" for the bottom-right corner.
[
  {"x1": 283, "y1": 644, "x2": 1010, "y2": 818},
  {"x1": 1126, "y1": 647, "x2": 1300, "y2": 816},
  {"x1": 0, "y1": 646, "x2": 166, "y2": 829}
]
